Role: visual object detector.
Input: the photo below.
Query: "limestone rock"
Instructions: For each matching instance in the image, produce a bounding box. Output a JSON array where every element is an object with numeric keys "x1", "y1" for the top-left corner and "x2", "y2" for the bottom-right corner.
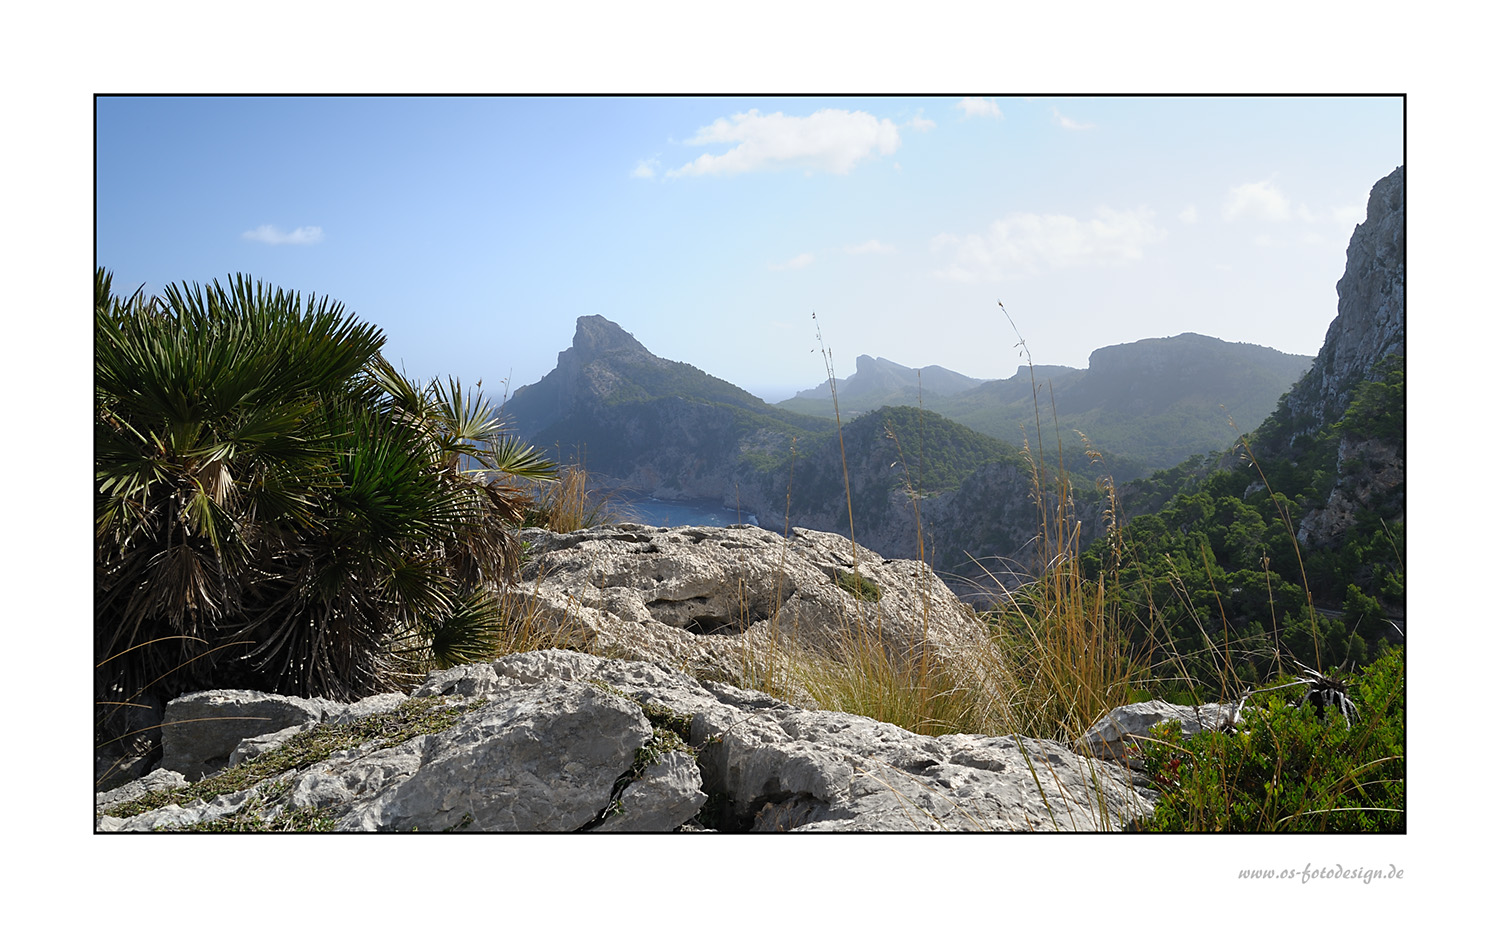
[
  {"x1": 99, "y1": 650, "x2": 1155, "y2": 832},
  {"x1": 591, "y1": 751, "x2": 706, "y2": 833},
  {"x1": 326, "y1": 683, "x2": 653, "y2": 832},
  {"x1": 1297, "y1": 434, "x2": 1405, "y2": 547},
  {"x1": 1077, "y1": 699, "x2": 1243, "y2": 769},
  {"x1": 512, "y1": 523, "x2": 995, "y2": 689},
  {"x1": 160, "y1": 689, "x2": 341, "y2": 780}
]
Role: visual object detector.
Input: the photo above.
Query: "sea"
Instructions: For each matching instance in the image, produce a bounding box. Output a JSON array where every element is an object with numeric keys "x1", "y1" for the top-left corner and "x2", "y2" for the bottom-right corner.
[{"x1": 616, "y1": 496, "x2": 759, "y2": 529}]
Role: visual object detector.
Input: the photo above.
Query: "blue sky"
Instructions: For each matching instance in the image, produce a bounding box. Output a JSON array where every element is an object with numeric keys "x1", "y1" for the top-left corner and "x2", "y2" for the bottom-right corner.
[{"x1": 96, "y1": 95, "x2": 1402, "y2": 402}]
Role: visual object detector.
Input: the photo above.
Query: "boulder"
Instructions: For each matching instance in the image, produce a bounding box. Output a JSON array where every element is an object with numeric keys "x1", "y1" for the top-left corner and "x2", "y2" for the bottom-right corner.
[
  {"x1": 512, "y1": 523, "x2": 995, "y2": 689},
  {"x1": 160, "y1": 690, "x2": 340, "y2": 780},
  {"x1": 327, "y1": 682, "x2": 654, "y2": 832},
  {"x1": 1077, "y1": 698, "x2": 1243, "y2": 769}
]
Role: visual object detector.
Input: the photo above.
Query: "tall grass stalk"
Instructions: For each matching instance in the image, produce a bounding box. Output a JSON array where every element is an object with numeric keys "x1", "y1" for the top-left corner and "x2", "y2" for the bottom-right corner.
[
  {"x1": 526, "y1": 463, "x2": 625, "y2": 532},
  {"x1": 978, "y1": 309, "x2": 1144, "y2": 742}
]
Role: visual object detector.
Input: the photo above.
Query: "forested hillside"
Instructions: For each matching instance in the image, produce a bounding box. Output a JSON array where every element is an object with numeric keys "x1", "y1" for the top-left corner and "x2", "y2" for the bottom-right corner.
[
  {"x1": 780, "y1": 333, "x2": 1312, "y2": 479},
  {"x1": 1084, "y1": 165, "x2": 1405, "y2": 691}
]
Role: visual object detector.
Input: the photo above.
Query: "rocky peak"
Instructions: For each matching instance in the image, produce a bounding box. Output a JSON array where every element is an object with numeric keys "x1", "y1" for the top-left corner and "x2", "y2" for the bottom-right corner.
[
  {"x1": 503, "y1": 315, "x2": 666, "y2": 434},
  {"x1": 568, "y1": 315, "x2": 654, "y2": 364}
]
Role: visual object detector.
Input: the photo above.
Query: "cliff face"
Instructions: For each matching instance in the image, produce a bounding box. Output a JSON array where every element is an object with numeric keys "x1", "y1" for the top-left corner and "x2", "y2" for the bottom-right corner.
[
  {"x1": 1273, "y1": 166, "x2": 1405, "y2": 550},
  {"x1": 1272, "y1": 166, "x2": 1405, "y2": 450}
]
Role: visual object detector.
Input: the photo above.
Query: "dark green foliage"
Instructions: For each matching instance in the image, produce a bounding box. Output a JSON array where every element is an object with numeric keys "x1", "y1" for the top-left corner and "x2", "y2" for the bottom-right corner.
[
  {"x1": 95, "y1": 269, "x2": 555, "y2": 737},
  {"x1": 873, "y1": 405, "x2": 1021, "y2": 494},
  {"x1": 1137, "y1": 647, "x2": 1404, "y2": 832},
  {"x1": 1336, "y1": 356, "x2": 1405, "y2": 442}
]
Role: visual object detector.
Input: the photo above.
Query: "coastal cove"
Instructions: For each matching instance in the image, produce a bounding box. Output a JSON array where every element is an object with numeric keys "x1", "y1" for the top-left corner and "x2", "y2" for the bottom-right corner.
[{"x1": 617, "y1": 496, "x2": 759, "y2": 529}]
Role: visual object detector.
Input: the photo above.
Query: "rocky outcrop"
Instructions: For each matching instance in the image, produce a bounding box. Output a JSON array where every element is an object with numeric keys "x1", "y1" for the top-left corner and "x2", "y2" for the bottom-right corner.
[
  {"x1": 509, "y1": 523, "x2": 994, "y2": 687},
  {"x1": 97, "y1": 650, "x2": 1153, "y2": 832},
  {"x1": 1296, "y1": 434, "x2": 1405, "y2": 548},
  {"x1": 1271, "y1": 166, "x2": 1404, "y2": 450},
  {"x1": 1277, "y1": 166, "x2": 1405, "y2": 550}
]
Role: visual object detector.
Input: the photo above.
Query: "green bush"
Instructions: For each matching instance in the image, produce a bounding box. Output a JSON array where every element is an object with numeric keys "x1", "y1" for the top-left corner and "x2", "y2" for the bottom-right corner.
[
  {"x1": 95, "y1": 270, "x2": 555, "y2": 731},
  {"x1": 1136, "y1": 646, "x2": 1404, "y2": 832}
]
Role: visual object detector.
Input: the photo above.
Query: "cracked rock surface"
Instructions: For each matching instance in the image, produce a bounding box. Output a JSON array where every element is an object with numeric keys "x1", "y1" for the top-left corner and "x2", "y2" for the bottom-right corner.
[
  {"x1": 97, "y1": 650, "x2": 1152, "y2": 833},
  {"x1": 511, "y1": 523, "x2": 995, "y2": 689}
]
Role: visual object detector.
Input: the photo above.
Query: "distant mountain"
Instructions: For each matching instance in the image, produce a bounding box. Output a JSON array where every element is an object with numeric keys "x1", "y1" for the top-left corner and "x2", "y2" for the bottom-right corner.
[
  {"x1": 502, "y1": 315, "x2": 834, "y2": 500},
  {"x1": 778, "y1": 355, "x2": 990, "y2": 417},
  {"x1": 499, "y1": 317, "x2": 1314, "y2": 586},
  {"x1": 500, "y1": 316, "x2": 1095, "y2": 581},
  {"x1": 780, "y1": 333, "x2": 1313, "y2": 480},
  {"x1": 504, "y1": 315, "x2": 797, "y2": 435}
]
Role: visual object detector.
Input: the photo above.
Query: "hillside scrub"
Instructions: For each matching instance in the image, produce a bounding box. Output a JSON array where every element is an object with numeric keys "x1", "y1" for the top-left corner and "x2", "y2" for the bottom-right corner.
[
  {"x1": 96, "y1": 282, "x2": 1403, "y2": 832},
  {"x1": 1087, "y1": 355, "x2": 1405, "y2": 692},
  {"x1": 1135, "y1": 646, "x2": 1404, "y2": 832}
]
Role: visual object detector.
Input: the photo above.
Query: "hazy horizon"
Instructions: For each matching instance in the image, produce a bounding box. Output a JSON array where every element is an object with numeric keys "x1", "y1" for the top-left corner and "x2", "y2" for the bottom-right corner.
[{"x1": 96, "y1": 95, "x2": 1401, "y2": 408}]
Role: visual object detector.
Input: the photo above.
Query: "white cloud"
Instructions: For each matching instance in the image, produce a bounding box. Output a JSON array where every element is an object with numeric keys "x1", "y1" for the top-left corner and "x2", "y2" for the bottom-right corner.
[
  {"x1": 907, "y1": 110, "x2": 936, "y2": 132},
  {"x1": 242, "y1": 224, "x2": 323, "y2": 245},
  {"x1": 1179, "y1": 205, "x2": 1199, "y2": 224},
  {"x1": 844, "y1": 239, "x2": 895, "y2": 255},
  {"x1": 631, "y1": 158, "x2": 660, "y2": 179},
  {"x1": 1050, "y1": 107, "x2": 1094, "y2": 130},
  {"x1": 770, "y1": 253, "x2": 815, "y2": 271},
  {"x1": 667, "y1": 109, "x2": 901, "y2": 177},
  {"x1": 931, "y1": 207, "x2": 1165, "y2": 281},
  {"x1": 958, "y1": 97, "x2": 1002, "y2": 119},
  {"x1": 1222, "y1": 180, "x2": 1292, "y2": 222}
]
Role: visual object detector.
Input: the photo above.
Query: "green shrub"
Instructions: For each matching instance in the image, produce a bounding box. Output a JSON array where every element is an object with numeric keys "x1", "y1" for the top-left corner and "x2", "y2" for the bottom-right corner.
[
  {"x1": 833, "y1": 569, "x2": 882, "y2": 603},
  {"x1": 1136, "y1": 646, "x2": 1404, "y2": 832},
  {"x1": 95, "y1": 269, "x2": 555, "y2": 728}
]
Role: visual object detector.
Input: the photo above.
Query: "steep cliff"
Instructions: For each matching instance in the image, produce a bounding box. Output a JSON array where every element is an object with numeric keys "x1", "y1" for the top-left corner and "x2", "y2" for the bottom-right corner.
[
  {"x1": 1255, "y1": 166, "x2": 1405, "y2": 550},
  {"x1": 1263, "y1": 166, "x2": 1405, "y2": 454}
]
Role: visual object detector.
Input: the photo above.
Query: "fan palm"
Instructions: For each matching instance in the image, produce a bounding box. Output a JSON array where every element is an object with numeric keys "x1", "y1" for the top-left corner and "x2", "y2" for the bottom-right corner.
[{"x1": 96, "y1": 270, "x2": 555, "y2": 733}]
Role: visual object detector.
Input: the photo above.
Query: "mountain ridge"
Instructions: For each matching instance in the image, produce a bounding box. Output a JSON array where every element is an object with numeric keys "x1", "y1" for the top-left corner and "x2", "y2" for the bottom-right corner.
[
  {"x1": 780, "y1": 331, "x2": 1312, "y2": 475},
  {"x1": 499, "y1": 313, "x2": 1320, "y2": 582}
]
